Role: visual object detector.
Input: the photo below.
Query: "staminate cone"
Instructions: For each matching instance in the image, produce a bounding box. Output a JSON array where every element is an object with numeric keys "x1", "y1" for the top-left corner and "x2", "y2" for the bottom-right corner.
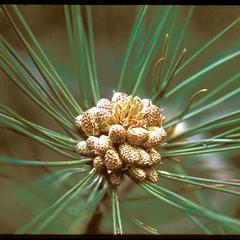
[
  {"x1": 105, "y1": 149, "x2": 123, "y2": 171},
  {"x1": 152, "y1": 126, "x2": 167, "y2": 138},
  {"x1": 81, "y1": 107, "x2": 101, "y2": 136},
  {"x1": 109, "y1": 172, "x2": 123, "y2": 188},
  {"x1": 74, "y1": 114, "x2": 83, "y2": 129},
  {"x1": 93, "y1": 156, "x2": 106, "y2": 172},
  {"x1": 95, "y1": 108, "x2": 112, "y2": 132},
  {"x1": 86, "y1": 136, "x2": 99, "y2": 148},
  {"x1": 96, "y1": 135, "x2": 112, "y2": 155},
  {"x1": 108, "y1": 124, "x2": 126, "y2": 143},
  {"x1": 127, "y1": 127, "x2": 149, "y2": 145},
  {"x1": 142, "y1": 104, "x2": 163, "y2": 127},
  {"x1": 75, "y1": 141, "x2": 95, "y2": 157},
  {"x1": 128, "y1": 166, "x2": 146, "y2": 182},
  {"x1": 145, "y1": 167, "x2": 159, "y2": 183},
  {"x1": 111, "y1": 92, "x2": 129, "y2": 103},
  {"x1": 142, "y1": 127, "x2": 166, "y2": 148},
  {"x1": 118, "y1": 143, "x2": 140, "y2": 165},
  {"x1": 136, "y1": 147, "x2": 153, "y2": 167},
  {"x1": 96, "y1": 98, "x2": 113, "y2": 112},
  {"x1": 148, "y1": 148, "x2": 161, "y2": 164}
]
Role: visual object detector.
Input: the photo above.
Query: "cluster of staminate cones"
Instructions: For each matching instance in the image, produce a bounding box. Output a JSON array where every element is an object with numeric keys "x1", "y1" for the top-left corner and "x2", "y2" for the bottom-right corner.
[{"x1": 74, "y1": 92, "x2": 167, "y2": 188}]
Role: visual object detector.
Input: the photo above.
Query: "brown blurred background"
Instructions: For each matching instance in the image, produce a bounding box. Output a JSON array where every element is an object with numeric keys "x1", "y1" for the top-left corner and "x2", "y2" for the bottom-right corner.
[{"x1": 0, "y1": 5, "x2": 239, "y2": 233}]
